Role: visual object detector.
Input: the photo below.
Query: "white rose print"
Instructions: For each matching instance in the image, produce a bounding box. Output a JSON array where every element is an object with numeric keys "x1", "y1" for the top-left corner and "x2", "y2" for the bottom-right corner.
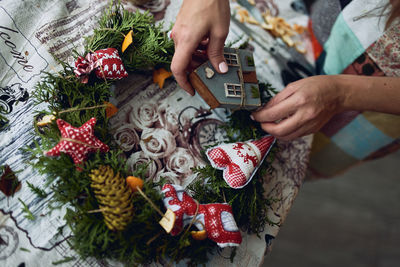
[
  {"x1": 155, "y1": 169, "x2": 181, "y2": 185},
  {"x1": 129, "y1": 102, "x2": 159, "y2": 130},
  {"x1": 113, "y1": 124, "x2": 140, "y2": 152},
  {"x1": 140, "y1": 128, "x2": 176, "y2": 159},
  {"x1": 165, "y1": 147, "x2": 196, "y2": 176},
  {"x1": 157, "y1": 103, "x2": 180, "y2": 137},
  {"x1": 126, "y1": 151, "x2": 163, "y2": 180}
]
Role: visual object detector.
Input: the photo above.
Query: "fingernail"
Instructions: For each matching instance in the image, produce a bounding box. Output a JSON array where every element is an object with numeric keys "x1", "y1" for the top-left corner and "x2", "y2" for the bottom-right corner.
[
  {"x1": 219, "y1": 61, "x2": 228, "y2": 73},
  {"x1": 250, "y1": 115, "x2": 255, "y2": 120}
]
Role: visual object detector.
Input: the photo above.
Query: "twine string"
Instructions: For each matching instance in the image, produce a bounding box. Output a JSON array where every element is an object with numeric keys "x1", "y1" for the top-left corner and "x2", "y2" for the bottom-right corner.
[
  {"x1": 179, "y1": 199, "x2": 201, "y2": 236},
  {"x1": 136, "y1": 186, "x2": 165, "y2": 218},
  {"x1": 87, "y1": 208, "x2": 107, "y2": 214},
  {"x1": 58, "y1": 103, "x2": 109, "y2": 115},
  {"x1": 60, "y1": 138, "x2": 99, "y2": 149},
  {"x1": 89, "y1": 50, "x2": 108, "y2": 83}
]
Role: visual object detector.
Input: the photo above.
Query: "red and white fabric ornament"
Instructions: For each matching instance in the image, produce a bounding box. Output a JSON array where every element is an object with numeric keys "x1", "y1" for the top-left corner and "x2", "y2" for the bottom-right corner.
[
  {"x1": 45, "y1": 118, "x2": 109, "y2": 170},
  {"x1": 162, "y1": 184, "x2": 242, "y2": 248},
  {"x1": 74, "y1": 48, "x2": 128, "y2": 83},
  {"x1": 206, "y1": 135, "x2": 276, "y2": 189}
]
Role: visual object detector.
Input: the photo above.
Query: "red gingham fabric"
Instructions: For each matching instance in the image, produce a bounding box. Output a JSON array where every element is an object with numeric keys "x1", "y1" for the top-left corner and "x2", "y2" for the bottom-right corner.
[{"x1": 206, "y1": 136, "x2": 275, "y2": 189}]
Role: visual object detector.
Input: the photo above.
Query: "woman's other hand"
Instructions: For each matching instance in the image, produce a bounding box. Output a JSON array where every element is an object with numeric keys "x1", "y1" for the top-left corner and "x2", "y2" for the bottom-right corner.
[
  {"x1": 170, "y1": 0, "x2": 231, "y2": 95},
  {"x1": 251, "y1": 75, "x2": 345, "y2": 140}
]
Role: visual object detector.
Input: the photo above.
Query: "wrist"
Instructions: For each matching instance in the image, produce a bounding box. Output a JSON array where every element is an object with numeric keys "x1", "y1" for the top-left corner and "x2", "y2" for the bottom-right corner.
[{"x1": 332, "y1": 74, "x2": 362, "y2": 112}]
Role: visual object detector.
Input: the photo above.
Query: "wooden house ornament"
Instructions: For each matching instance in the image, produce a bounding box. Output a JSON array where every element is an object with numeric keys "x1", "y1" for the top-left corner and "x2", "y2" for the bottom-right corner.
[{"x1": 189, "y1": 47, "x2": 261, "y2": 110}]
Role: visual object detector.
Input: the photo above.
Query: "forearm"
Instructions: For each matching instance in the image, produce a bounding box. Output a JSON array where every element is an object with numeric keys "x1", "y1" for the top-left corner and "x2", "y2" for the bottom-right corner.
[{"x1": 336, "y1": 75, "x2": 400, "y2": 114}]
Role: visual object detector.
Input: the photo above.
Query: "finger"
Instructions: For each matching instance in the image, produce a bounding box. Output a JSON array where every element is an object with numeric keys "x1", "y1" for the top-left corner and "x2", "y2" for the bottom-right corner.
[
  {"x1": 207, "y1": 30, "x2": 228, "y2": 73},
  {"x1": 171, "y1": 41, "x2": 200, "y2": 96},
  {"x1": 264, "y1": 83, "x2": 298, "y2": 108},
  {"x1": 277, "y1": 127, "x2": 313, "y2": 141},
  {"x1": 252, "y1": 95, "x2": 299, "y2": 122},
  {"x1": 259, "y1": 112, "x2": 305, "y2": 138}
]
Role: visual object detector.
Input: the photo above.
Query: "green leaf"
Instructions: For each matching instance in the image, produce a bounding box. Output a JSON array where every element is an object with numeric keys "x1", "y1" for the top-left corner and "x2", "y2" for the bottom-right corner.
[
  {"x1": 18, "y1": 198, "x2": 35, "y2": 221},
  {"x1": 26, "y1": 181, "x2": 48, "y2": 198},
  {"x1": 52, "y1": 256, "x2": 76, "y2": 265},
  {"x1": 251, "y1": 85, "x2": 260, "y2": 98}
]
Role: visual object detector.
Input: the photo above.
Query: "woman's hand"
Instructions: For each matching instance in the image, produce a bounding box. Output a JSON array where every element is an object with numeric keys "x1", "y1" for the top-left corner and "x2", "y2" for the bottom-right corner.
[
  {"x1": 170, "y1": 0, "x2": 231, "y2": 95},
  {"x1": 251, "y1": 75, "x2": 346, "y2": 140}
]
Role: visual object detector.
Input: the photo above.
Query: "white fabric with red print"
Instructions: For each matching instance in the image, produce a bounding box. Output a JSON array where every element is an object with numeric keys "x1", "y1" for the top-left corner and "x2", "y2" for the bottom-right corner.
[
  {"x1": 206, "y1": 135, "x2": 276, "y2": 189},
  {"x1": 162, "y1": 184, "x2": 242, "y2": 248}
]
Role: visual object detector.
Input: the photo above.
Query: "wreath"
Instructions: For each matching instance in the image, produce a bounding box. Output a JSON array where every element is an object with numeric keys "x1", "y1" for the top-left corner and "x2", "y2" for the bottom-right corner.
[{"x1": 25, "y1": 2, "x2": 278, "y2": 266}]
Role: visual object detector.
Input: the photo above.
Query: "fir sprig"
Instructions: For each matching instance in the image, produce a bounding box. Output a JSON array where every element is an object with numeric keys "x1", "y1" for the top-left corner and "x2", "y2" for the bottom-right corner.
[
  {"x1": 18, "y1": 198, "x2": 35, "y2": 221},
  {"x1": 222, "y1": 109, "x2": 266, "y2": 142},
  {"x1": 25, "y1": 2, "x2": 279, "y2": 265},
  {"x1": 32, "y1": 62, "x2": 113, "y2": 147},
  {"x1": 190, "y1": 109, "x2": 279, "y2": 234},
  {"x1": 85, "y1": 3, "x2": 174, "y2": 72},
  {"x1": 26, "y1": 181, "x2": 48, "y2": 198},
  {"x1": 190, "y1": 157, "x2": 278, "y2": 235}
]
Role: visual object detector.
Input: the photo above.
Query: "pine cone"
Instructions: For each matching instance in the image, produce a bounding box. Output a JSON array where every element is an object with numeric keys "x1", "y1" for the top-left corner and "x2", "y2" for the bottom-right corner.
[{"x1": 89, "y1": 165, "x2": 134, "y2": 231}]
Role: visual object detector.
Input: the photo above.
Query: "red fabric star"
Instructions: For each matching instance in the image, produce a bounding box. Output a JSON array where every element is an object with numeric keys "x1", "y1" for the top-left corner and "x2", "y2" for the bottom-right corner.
[{"x1": 45, "y1": 118, "x2": 109, "y2": 170}]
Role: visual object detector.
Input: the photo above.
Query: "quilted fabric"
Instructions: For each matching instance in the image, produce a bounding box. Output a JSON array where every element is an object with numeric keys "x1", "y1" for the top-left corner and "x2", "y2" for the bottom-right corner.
[{"x1": 206, "y1": 135, "x2": 276, "y2": 188}]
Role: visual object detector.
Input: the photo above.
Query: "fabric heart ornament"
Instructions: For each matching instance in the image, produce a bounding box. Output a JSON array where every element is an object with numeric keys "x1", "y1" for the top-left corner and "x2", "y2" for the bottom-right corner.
[
  {"x1": 74, "y1": 48, "x2": 128, "y2": 83},
  {"x1": 206, "y1": 135, "x2": 276, "y2": 189}
]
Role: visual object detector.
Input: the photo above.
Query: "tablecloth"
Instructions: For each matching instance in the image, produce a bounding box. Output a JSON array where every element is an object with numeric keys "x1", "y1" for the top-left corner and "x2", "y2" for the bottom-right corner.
[{"x1": 0, "y1": 0, "x2": 313, "y2": 266}]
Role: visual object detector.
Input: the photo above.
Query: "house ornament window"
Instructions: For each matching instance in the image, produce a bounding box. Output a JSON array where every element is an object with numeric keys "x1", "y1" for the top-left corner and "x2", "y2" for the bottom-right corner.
[
  {"x1": 224, "y1": 83, "x2": 243, "y2": 98},
  {"x1": 224, "y1": 53, "x2": 239, "y2": 66}
]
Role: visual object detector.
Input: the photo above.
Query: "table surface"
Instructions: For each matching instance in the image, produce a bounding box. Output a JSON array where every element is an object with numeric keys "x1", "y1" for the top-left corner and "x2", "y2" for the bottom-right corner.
[{"x1": 0, "y1": 0, "x2": 313, "y2": 266}]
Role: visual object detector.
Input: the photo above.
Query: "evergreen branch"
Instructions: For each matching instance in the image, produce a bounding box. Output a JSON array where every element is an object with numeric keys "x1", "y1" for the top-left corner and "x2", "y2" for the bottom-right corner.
[
  {"x1": 84, "y1": 4, "x2": 174, "y2": 72},
  {"x1": 24, "y1": 1, "x2": 279, "y2": 265},
  {"x1": 18, "y1": 198, "x2": 35, "y2": 221},
  {"x1": 26, "y1": 181, "x2": 48, "y2": 198}
]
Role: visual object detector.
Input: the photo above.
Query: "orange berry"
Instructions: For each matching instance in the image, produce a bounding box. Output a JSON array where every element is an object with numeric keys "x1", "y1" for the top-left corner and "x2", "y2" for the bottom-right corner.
[
  {"x1": 190, "y1": 230, "x2": 207, "y2": 240},
  {"x1": 126, "y1": 176, "x2": 144, "y2": 192}
]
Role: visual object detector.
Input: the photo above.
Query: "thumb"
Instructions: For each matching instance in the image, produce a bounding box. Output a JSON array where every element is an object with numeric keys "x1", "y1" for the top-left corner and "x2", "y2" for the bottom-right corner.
[{"x1": 207, "y1": 32, "x2": 228, "y2": 74}]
